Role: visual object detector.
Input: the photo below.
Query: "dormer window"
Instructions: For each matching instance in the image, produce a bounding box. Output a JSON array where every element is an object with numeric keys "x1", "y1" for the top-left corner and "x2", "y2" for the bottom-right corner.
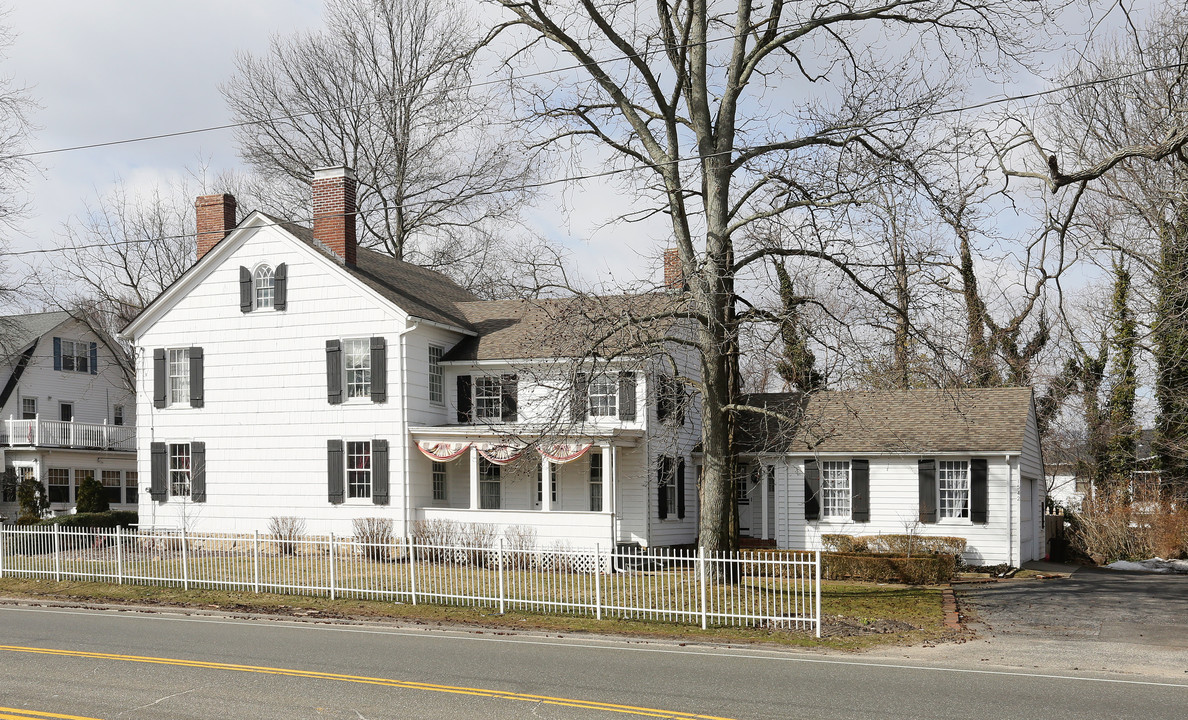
[{"x1": 254, "y1": 265, "x2": 275, "y2": 309}]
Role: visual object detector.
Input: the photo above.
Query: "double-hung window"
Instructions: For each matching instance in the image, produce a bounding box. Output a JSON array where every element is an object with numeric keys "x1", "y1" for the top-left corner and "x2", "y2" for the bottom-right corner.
[
  {"x1": 536, "y1": 462, "x2": 557, "y2": 506},
  {"x1": 48, "y1": 468, "x2": 70, "y2": 503},
  {"x1": 428, "y1": 346, "x2": 444, "y2": 404},
  {"x1": 169, "y1": 443, "x2": 192, "y2": 497},
  {"x1": 938, "y1": 460, "x2": 970, "y2": 519},
  {"x1": 58, "y1": 339, "x2": 90, "y2": 373},
  {"x1": 479, "y1": 458, "x2": 501, "y2": 509},
  {"x1": 253, "y1": 265, "x2": 275, "y2": 309},
  {"x1": 344, "y1": 339, "x2": 371, "y2": 399},
  {"x1": 589, "y1": 453, "x2": 603, "y2": 512},
  {"x1": 347, "y1": 441, "x2": 372, "y2": 499},
  {"x1": 102, "y1": 470, "x2": 123, "y2": 505},
  {"x1": 21, "y1": 397, "x2": 35, "y2": 419},
  {"x1": 432, "y1": 461, "x2": 447, "y2": 501},
  {"x1": 588, "y1": 376, "x2": 618, "y2": 417},
  {"x1": 821, "y1": 461, "x2": 851, "y2": 519},
  {"x1": 125, "y1": 471, "x2": 138, "y2": 504},
  {"x1": 168, "y1": 349, "x2": 190, "y2": 405},
  {"x1": 474, "y1": 376, "x2": 502, "y2": 421}
]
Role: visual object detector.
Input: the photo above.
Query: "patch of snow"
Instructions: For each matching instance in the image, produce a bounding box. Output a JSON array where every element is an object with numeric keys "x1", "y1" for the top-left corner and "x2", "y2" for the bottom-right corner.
[{"x1": 1105, "y1": 557, "x2": 1188, "y2": 574}]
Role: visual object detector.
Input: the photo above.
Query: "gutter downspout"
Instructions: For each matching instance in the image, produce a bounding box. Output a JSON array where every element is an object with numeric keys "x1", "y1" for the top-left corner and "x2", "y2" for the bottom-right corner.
[
  {"x1": 1006, "y1": 454, "x2": 1014, "y2": 567},
  {"x1": 398, "y1": 321, "x2": 420, "y2": 538}
]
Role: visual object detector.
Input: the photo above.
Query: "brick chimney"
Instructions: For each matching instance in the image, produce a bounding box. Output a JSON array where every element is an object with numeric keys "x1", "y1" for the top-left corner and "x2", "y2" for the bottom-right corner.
[
  {"x1": 663, "y1": 247, "x2": 686, "y2": 291},
  {"x1": 195, "y1": 194, "x2": 237, "y2": 262},
  {"x1": 313, "y1": 166, "x2": 357, "y2": 265}
]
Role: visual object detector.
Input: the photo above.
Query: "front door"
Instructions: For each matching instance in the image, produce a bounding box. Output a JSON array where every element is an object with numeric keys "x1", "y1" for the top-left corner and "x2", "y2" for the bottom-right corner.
[
  {"x1": 59, "y1": 402, "x2": 73, "y2": 422},
  {"x1": 736, "y1": 468, "x2": 753, "y2": 536}
]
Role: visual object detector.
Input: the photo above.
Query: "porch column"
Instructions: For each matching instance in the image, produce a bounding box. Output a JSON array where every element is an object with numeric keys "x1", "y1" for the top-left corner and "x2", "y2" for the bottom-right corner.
[
  {"x1": 468, "y1": 446, "x2": 479, "y2": 510},
  {"x1": 541, "y1": 458, "x2": 552, "y2": 512},
  {"x1": 604, "y1": 444, "x2": 616, "y2": 515},
  {"x1": 761, "y1": 461, "x2": 770, "y2": 540}
]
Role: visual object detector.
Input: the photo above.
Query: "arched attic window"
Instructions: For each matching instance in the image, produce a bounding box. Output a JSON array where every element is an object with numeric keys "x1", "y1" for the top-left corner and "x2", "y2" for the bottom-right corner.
[{"x1": 254, "y1": 265, "x2": 275, "y2": 309}]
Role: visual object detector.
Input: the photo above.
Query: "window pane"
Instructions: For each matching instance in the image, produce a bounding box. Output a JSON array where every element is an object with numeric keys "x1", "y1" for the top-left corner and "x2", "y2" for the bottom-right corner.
[
  {"x1": 347, "y1": 440, "x2": 372, "y2": 498},
  {"x1": 62, "y1": 341, "x2": 75, "y2": 371},
  {"x1": 479, "y1": 458, "x2": 500, "y2": 509},
  {"x1": 939, "y1": 460, "x2": 969, "y2": 519},
  {"x1": 432, "y1": 461, "x2": 447, "y2": 501},
  {"x1": 588, "y1": 376, "x2": 617, "y2": 417},
  {"x1": 125, "y1": 471, "x2": 138, "y2": 505},
  {"x1": 169, "y1": 443, "x2": 191, "y2": 497},
  {"x1": 428, "y1": 346, "x2": 444, "y2": 404},
  {"x1": 102, "y1": 470, "x2": 123, "y2": 504},
  {"x1": 168, "y1": 348, "x2": 190, "y2": 404},
  {"x1": 344, "y1": 339, "x2": 371, "y2": 398},
  {"x1": 21, "y1": 397, "x2": 35, "y2": 419},
  {"x1": 589, "y1": 453, "x2": 603, "y2": 512},
  {"x1": 821, "y1": 461, "x2": 851, "y2": 518},
  {"x1": 254, "y1": 265, "x2": 275, "y2": 309},
  {"x1": 475, "y1": 376, "x2": 502, "y2": 420}
]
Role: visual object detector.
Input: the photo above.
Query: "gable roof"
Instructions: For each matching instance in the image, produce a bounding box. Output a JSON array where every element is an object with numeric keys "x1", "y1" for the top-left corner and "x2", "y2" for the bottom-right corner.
[
  {"x1": 441, "y1": 293, "x2": 684, "y2": 362},
  {"x1": 0, "y1": 310, "x2": 72, "y2": 360},
  {"x1": 260, "y1": 215, "x2": 481, "y2": 331},
  {"x1": 738, "y1": 387, "x2": 1035, "y2": 455}
]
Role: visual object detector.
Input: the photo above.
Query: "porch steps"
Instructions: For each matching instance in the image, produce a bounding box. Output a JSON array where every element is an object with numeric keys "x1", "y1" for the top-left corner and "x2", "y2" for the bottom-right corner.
[{"x1": 738, "y1": 537, "x2": 777, "y2": 549}]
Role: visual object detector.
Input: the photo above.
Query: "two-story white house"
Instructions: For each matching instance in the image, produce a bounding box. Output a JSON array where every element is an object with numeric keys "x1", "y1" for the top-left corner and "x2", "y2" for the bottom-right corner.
[
  {"x1": 0, "y1": 310, "x2": 138, "y2": 517},
  {"x1": 121, "y1": 168, "x2": 702, "y2": 548}
]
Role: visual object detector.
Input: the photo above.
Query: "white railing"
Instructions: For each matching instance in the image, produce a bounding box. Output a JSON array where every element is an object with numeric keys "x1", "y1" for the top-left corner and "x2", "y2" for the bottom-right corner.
[
  {"x1": 0, "y1": 525, "x2": 821, "y2": 636},
  {"x1": 3, "y1": 416, "x2": 135, "y2": 451}
]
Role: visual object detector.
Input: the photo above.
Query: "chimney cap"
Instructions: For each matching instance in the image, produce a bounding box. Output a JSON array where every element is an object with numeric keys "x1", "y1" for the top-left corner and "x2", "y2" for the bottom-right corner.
[{"x1": 313, "y1": 165, "x2": 356, "y2": 182}]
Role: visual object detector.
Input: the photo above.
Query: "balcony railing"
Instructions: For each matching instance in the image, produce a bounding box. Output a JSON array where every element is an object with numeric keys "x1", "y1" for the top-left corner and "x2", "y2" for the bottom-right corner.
[{"x1": 2, "y1": 416, "x2": 135, "y2": 452}]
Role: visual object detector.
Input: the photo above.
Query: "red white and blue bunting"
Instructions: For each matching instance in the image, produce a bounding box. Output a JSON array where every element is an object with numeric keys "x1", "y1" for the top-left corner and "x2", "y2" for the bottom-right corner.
[
  {"x1": 415, "y1": 441, "x2": 471, "y2": 462},
  {"x1": 417, "y1": 439, "x2": 599, "y2": 466},
  {"x1": 475, "y1": 443, "x2": 527, "y2": 465},
  {"x1": 538, "y1": 442, "x2": 593, "y2": 464}
]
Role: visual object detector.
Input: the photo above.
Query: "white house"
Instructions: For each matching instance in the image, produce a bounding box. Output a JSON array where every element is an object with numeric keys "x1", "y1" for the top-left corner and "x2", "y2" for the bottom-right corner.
[
  {"x1": 736, "y1": 388, "x2": 1046, "y2": 565},
  {"x1": 121, "y1": 168, "x2": 702, "y2": 548},
  {"x1": 0, "y1": 311, "x2": 138, "y2": 517}
]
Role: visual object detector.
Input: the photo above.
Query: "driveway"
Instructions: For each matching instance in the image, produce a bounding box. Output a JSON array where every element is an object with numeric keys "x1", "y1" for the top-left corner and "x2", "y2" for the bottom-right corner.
[{"x1": 957, "y1": 567, "x2": 1188, "y2": 648}]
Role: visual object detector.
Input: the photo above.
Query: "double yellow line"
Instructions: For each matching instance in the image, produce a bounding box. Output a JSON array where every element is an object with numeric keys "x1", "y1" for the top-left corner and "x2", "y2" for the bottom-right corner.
[
  {"x1": 0, "y1": 708, "x2": 104, "y2": 720},
  {"x1": 0, "y1": 645, "x2": 735, "y2": 720}
]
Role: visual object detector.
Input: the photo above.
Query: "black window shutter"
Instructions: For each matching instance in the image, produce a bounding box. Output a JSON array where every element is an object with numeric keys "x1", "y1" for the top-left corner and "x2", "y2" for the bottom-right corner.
[
  {"x1": 53, "y1": 337, "x2": 62, "y2": 371},
  {"x1": 676, "y1": 457, "x2": 686, "y2": 519},
  {"x1": 572, "y1": 372, "x2": 589, "y2": 422},
  {"x1": 150, "y1": 442, "x2": 167, "y2": 501},
  {"x1": 189, "y1": 347, "x2": 204, "y2": 408},
  {"x1": 370, "y1": 337, "x2": 387, "y2": 403},
  {"x1": 457, "y1": 375, "x2": 472, "y2": 422},
  {"x1": 657, "y1": 375, "x2": 671, "y2": 422},
  {"x1": 918, "y1": 458, "x2": 938, "y2": 523},
  {"x1": 327, "y1": 439, "x2": 345, "y2": 504},
  {"x1": 240, "y1": 266, "x2": 253, "y2": 313},
  {"x1": 851, "y1": 459, "x2": 870, "y2": 522},
  {"x1": 326, "y1": 340, "x2": 342, "y2": 404},
  {"x1": 970, "y1": 458, "x2": 989, "y2": 523},
  {"x1": 153, "y1": 349, "x2": 167, "y2": 408},
  {"x1": 501, "y1": 374, "x2": 518, "y2": 422},
  {"x1": 274, "y1": 263, "x2": 288, "y2": 311},
  {"x1": 657, "y1": 457, "x2": 669, "y2": 520},
  {"x1": 804, "y1": 459, "x2": 820, "y2": 520},
  {"x1": 372, "y1": 439, "x2": 390, "y2": 505},
  {"x1": 190, "y1": 441, "x2": 206, "y2": 502},
  {"x1": 618, "y1": 371, "x2": 637, "y2": 420},
  {"x1": 89, "y1": 342, "x2": 98, "y2": 375}
]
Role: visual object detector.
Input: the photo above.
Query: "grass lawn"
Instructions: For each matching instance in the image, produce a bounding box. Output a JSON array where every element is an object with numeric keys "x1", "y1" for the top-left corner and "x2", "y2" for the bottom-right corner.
[{"x1": 0, "y1": 577, "x2": 951, "y2": 651}]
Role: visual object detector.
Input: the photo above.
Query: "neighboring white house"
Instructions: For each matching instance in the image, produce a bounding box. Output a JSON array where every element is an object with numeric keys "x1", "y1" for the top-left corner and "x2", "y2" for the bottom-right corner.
[
  {"x1": 736, "y1": 388, "x2": 1046, "y2": 565},
  {"x1": 0, "y1": 311, "x2": 138, "y2": 518},
  {"x1": 121, "y1": 168, "x2": 702, "y2": 548}
]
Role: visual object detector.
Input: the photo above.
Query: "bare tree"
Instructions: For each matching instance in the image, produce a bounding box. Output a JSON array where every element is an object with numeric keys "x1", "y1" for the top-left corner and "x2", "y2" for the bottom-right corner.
[
  {"x1": 223, "y1": 0, "x2": 537, "y2": 291},
  {"x1": 491, "y1": 0, "x2": 1062, "y2": 552}
]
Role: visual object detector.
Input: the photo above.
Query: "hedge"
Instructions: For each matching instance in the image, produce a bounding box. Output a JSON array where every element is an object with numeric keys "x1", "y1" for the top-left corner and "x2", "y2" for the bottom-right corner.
[
  {"x1": 821, "y1": 533, "x2": 967, "y2": 557},
  {"x1": 823, "y1": 552, "x2": 956, "y2": 584},
  {"x1": 37, "y1": 511, "x2": 138, "y2": 528}
]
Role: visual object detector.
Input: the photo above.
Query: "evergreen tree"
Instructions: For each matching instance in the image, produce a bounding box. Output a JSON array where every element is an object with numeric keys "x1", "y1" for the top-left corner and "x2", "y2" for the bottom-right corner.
[
  {"x1": 1102, "y1": 260, "x2": 1139, "y2": 499},
  {"x1": 75, "y1": 474, "x2": 110, "y2": 514},
  {"x1": 1154, "y1": 202, "x2": 1188, "y2": 498}
]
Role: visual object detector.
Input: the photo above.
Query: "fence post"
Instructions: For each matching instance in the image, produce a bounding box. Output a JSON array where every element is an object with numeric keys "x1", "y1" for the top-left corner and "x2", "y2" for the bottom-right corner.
[
  {"x1": 252, "y1": 530, "x2": 260, "y2": 593},
  {"x1": 0, "y1": 526, "x2": 6, "y2": 579},
  {"x1": 116, "y1": 526, "x2": 124, "y2": 584},
  {"x1": 814, "y1": 549, "x2": 822, "y2": 639},
  {"x1": 497, "y1": 537, "x2": 505, "y2": 615},
  {"x1": 329, "y1": 532, "x2": 337, "y2": 601},
  {"x1": 53, "y1": 524, "x2": 61, "y2": 582},
  {"x1": 406, "y1": 536, "x2": 418, "y2": 605},
  {"x1": 594, "y1": 543, "x2": 602, "y2": 621},
  {"x1": 181, "y1": 525, "x2": 190, "y2": 591},
  {"x1": 698, "y1": 545, "x2": 707, "y2": 630}
]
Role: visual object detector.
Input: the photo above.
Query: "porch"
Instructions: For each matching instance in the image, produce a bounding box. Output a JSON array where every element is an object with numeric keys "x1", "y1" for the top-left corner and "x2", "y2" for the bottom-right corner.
[
  {"x1": 409, "y1": 425, "x2": 643, "y2": 548},
  {"x1": 2, "y1": 417, "x2": 135, "y2": 452}
]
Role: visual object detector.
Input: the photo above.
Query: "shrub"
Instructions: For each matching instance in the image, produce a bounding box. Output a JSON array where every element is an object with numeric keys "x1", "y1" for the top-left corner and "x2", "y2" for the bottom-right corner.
[
  {"x1": 821, "y1": 534, "x2": 868, "y2": 553},
  {"x1": 16, "y1": 475, "x2": 48, "y2": 523},
  {"x1": 822, "y1": 552, "x2": 956, "y2": 584},
  {"x1": 267, "y1": 516, "x2": 307, "y2": 556},
  {"x1": 39, "y1": 511, "x2": 137, "y2": 528},
  {"x1": 75, "y1": 475, "x2": 109, "y2": 514},
  {"x1": 503, "y1": 524, "x2": 538, "y2": 569},
  {"x1": 1068, "y1": 484, "x2": 1188, "y2": 563},
  {"x1": 353, "y1": 517, "x2": 395, "y2": 562},
  {"x1": 820, "y1": 533, "x2": 966, "y2": 558}
]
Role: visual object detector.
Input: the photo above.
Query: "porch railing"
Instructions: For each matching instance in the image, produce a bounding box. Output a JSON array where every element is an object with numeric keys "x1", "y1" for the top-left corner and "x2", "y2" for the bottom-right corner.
[
  {"x1": 2, "y1": 416, "x2": 135, "y2": 451},
  {"x1": 0, "y1": 525, "x2": 821, "y2": 636}
]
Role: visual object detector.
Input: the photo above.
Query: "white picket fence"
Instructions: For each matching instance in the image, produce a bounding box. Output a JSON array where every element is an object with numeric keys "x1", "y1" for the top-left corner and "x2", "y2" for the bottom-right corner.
[{"x1": 0, "y1": 525, "x2": 821, "y2": 636}]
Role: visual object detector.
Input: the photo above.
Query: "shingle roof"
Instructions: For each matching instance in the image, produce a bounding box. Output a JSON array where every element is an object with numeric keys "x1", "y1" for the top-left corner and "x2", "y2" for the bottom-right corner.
[
  {"x1": 0, "y1": 310, "x2": 71, "y2": 360},
  {"x1": 269, "y1": 215, "x2": 481, "y2": 330},
  {"x1": 441, "y1": 293, "x2": 685, "y2": 362},
  {"x1": 737, "y1": 387, "x2": 1034, "y2": 455}
]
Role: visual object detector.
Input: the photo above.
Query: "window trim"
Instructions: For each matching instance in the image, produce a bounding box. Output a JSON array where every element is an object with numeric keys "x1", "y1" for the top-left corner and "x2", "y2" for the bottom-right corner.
[
  {"x1": 428, "y1": 345, "x2": 444, "y2": 405},
  {"x1": 58, "y1": 339, "x2": 91, "y2": 374},
  {"x1": 169, "y1": 443, "x2": 192, "y2": 499},
  {"x1": 345, "y1": 440, "x2": 373, "y2": 501},
  {"x1": 588, "y1": 375, "x2": 618, "y2": 418},
  {"x1": 253, "y1": 263, "x2": 276, "y2": 310},
  {"x1": 342, "y1": 338, "x2": 372, "y2": 401},
  {"x1": 473, "y1": 375, "x2": 503, "y2": 421},
  {"x1": 167, "y1": 348, "x2": 191, "y2": 407},
  {"x1": 431, "y1": 460, "x2": 447, "y2": 502},
  {"x1": 113, "y1": 404, "x2": 125, "y2": 426},
  {"x1": 21, "y1": 397, "x2": 36, "y2": 420},
  {"x1": 658, "y1": 456, "x2": 677, "y2": 519},
  {"x1": 938, "y1": 459, "x2": 971, "y2": 521},
  {"x1": 47, "y1": 467, "x2": 70, "y2": 505},
  {"x1": 820, "y1": 460, "x2": 852, "y2": 521},
  {"x1": 589, "y1": 452, "x2": 603, "y2": 512},
  {"x1": 479, "y1": 457, "x2": 501, "y2": 509}
]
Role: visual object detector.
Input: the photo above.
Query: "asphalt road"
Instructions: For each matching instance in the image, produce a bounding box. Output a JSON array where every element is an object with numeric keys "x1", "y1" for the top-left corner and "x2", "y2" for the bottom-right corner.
[{"x1": 0, "y1": 603, "x2": 1185, "y2": 720}]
